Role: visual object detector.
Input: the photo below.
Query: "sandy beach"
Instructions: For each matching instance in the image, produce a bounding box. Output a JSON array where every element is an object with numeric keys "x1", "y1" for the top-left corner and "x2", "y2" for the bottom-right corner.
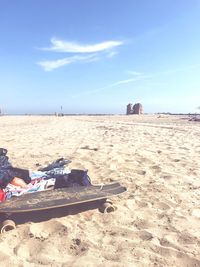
[{"x1": 0, "y1": 115, "x2": 199, "y2": 267}]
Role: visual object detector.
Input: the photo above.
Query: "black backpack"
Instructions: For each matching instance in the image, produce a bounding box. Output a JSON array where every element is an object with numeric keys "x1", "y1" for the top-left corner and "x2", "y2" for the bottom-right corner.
[{"x1": 54, "y1": 169, "x2": 91, "y2": 189}]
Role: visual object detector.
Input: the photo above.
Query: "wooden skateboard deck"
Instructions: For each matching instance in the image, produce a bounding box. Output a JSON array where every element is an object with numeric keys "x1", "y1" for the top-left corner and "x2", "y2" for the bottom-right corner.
[{"x1": 0, "y1": 182, "x2": 127, "y2": 213}]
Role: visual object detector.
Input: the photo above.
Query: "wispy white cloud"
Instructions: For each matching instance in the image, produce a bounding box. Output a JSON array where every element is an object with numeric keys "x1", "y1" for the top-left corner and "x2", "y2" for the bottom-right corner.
[
  {"x1": 126, "y1": 70, "x2": 143, "y2": 76},
  {"x1": 38, "y1": 38, "x2": 123, "y2": 71},
  {"x1": 111, "y1": 75, "x2": 151, "y2": 87},
  {"x1": 72, "y1": 73, "x2": 151, "y2": 98},
  {"x1": 127, "y1": 64, "x2": 200, "y2": 79},
  {"x1": 106, "y1": 51, "x2": 118, "y2": 58},
  {"x1": 37, "y1": 54, "x2": 98, "y2": 71},
  {"x1": 41, "y1": 38, "x2": 123, "y2": 53}
]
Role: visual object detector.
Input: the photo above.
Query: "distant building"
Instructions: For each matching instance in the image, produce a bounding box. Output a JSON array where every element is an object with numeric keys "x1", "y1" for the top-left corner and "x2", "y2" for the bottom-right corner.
[
  {"x1": 126, "y1": 103, "x2": 143, "y2": 115},
  {"x1": 126, "y1": 103, "x2": 133, "y2": 115}
]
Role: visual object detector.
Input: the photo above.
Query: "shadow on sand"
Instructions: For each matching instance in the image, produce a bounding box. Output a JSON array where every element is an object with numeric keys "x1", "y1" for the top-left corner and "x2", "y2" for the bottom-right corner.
[{"x1": 0, "y1": 200, "x2": 103, "y2": 226}]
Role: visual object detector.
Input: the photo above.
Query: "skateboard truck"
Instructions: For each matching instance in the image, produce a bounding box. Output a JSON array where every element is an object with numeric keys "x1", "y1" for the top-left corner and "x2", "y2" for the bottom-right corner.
[
  {"x1": 99, "y1": 199, "x2": 116, "y2": 213},
  {"x1": 0, "y1": 219, "x2": 16, "y2": 233}
]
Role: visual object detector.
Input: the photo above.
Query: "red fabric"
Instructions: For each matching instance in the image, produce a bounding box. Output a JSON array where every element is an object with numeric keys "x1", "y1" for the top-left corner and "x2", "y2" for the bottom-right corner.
[{"x1": 0, "y1": 189, "x2": 6, "y2": 202}]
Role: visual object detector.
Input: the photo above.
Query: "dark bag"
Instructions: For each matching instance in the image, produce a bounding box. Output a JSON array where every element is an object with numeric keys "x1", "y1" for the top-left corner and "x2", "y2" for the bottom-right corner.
[{"x1": 54, "y1": 169, "x2": 91, "y2": 189}]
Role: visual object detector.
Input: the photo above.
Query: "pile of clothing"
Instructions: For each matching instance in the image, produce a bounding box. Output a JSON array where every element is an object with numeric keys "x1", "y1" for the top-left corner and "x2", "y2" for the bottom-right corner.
[{"x1": 0, "y1": 148, "x2": 91, "y2": 202}]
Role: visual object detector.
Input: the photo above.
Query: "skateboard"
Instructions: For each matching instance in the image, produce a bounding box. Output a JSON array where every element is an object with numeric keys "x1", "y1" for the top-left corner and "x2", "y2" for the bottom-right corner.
[{"x1": 0, "y1": 182, "x2": 127, "y2": 233}]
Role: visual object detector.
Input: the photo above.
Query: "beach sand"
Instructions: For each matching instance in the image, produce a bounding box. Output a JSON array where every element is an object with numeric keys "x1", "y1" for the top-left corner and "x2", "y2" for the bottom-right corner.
[{"x1": 0, "y1": 115, "x2": 199, "y2": 267}]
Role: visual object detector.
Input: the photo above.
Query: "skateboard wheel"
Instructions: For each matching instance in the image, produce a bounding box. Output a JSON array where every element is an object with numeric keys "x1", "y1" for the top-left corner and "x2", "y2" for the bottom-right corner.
[
  {"x1": 0, "y1": 220, "x2": 16, "y2": 233},
  {"x1": 99, "y1": 201, "x2": 116, "y2": 213}
]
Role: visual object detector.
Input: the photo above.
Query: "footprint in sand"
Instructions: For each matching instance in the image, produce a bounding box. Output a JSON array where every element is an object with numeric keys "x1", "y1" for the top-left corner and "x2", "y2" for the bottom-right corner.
[
  {"x1": 80, "y1": 145, "x2": 98, "y2": 151},
  {"x1": 173, "y1": 158, "x2": 181, "y2": 162},
  {"x1": 135, "y1": 170, "x2": 146, "y2": 176},
  {"x1": 14, "y1": 239, "x2": 41, "y2": 260},
  {"x1": 162, "y1": 175, "x2": 173, "y2": 180},
  {"x1": 133, "y1": 218, "x2": 151, "y2": 230},
  {"x1": 68, "y1": 238, "x2": 88, "y2": 256},
  {"x1": 135, "y1": 199, "x2": 149, "y2": 208},
  {"x1": 29, "y1": 220, "x2": 68, "y2": 240},
  {"x1": 138, "y1": 230, "x2": 153, "y2": 241},
  {"x1": 151, "y1": 241, "x2": 200, "y2": 267},
  {"x1": 177, "y1": 232, "x2": 197, "y2": 245},
  {"x1": 151, "y1": 165, "x2": 162, "y2": 173},
  {"x1": 153, "y1": 201, "x2": 171, "y2": 211}
]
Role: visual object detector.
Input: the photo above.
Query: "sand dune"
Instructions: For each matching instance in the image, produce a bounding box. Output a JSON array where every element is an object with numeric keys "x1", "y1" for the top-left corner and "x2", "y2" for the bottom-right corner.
[{"x1": 0, "y1": 115, "x2": 199, "y2": 266}]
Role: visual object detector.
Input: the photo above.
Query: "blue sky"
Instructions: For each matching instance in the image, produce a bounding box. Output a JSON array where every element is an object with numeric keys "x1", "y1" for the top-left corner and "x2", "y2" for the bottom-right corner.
[{"x1": 0, "y1": 0, "x2": 200, "y2": 114}]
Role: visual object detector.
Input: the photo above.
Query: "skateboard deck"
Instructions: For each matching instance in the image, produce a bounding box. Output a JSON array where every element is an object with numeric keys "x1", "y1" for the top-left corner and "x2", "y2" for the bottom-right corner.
[{"x1": 0, "y1": 182, "x2": 127, "y2": 213}]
